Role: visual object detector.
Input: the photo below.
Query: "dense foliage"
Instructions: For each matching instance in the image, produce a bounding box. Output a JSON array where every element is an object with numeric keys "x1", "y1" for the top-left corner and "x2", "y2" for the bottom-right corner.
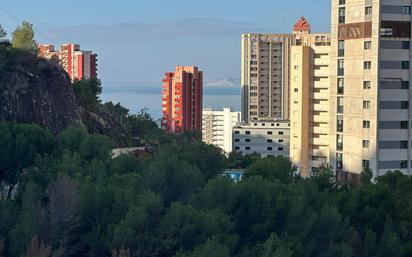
[
  {"x1": 1, "y1": 122, "x2": 412, "y2": 257},
  {"x1": 11, "y1": 21, "x2": 37, "y2": 52}
]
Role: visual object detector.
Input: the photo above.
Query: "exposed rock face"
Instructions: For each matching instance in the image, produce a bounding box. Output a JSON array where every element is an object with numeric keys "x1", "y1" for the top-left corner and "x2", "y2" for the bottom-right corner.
[
  {"x1": 79, "y1": 105, "x2": 133, "y2": 146},
  {"x1": 0, "y1": 50, "x2": 82, "y2": 134},
  {"x1": 0, "y1": 47, "x2": 135, "y2": 146}
]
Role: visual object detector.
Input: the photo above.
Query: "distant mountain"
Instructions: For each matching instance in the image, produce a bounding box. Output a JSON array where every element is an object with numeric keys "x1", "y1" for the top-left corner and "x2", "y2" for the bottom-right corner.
[{"x1": 206, "y1": 77, "x2": 240, "y2": 87}]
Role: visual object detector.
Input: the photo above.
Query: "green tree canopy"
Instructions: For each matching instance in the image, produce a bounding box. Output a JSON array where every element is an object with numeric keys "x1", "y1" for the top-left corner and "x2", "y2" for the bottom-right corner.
[{"x1": 11, "y1": 21, "x2": 36, "y2": 52}]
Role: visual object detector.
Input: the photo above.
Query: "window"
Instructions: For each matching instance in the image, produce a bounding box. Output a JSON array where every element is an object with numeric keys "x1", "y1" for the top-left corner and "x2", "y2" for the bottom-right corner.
[
  {"x1": 364, "y1": 41, "x2": 372, "y2": 49},
  {"x1": 363, "y1": 140, "x2": 370, "y2": 148},
  {"x1": 337, "y1": 116, "x2": 344, "y2": 132},
  {"x1": 337, "y1": 134, "x2": 344, "y2": 151},
  {"x1": 338, "y1": 59, "x2": 344, "y2": 76},
  {"x1": 337, "y1": 78, "x2": 344, "y2": 94},
  {"x1": 267, "y1": 139, "x2": 273, "y2": 143},
  {"x1": 400, "y1": 160, "x2": 408, "y2": 169},
  {"x1": 380, "y1": 28, "x2": 393, "y2": 36},
  {"x1": 267, "y1": 131, "x2": 273, "y2": 135},
  {"x1": 245, "y1": 146, "x2": 251, "y2": 150},
  {"x1": 401, "y1": 101, "x2": 409, "y2": 109},
  {"x1": 365, "y1": 6, "x2": 372, "y2": 15},
  {"x1": 245, "y1": 131, "x2": 251, "y2": 135},
  {"x1": 267, "y1": 147, "x2": 273, "y2": 151},
  {"x1": 337, "y1": 97, "x2": 344, "y2": 113},
  {"x1": 234, "y1": 131, "x2": 240, "y2": 134},
  {"x1": 363, "y1": 101, "x2": 371, "y2": 109},
  {"x1": 363, "y1": 81, "x2": 371, "y2": 89},
  {"x1": 402, "y1": 41, "x2": 410, "y2": 49},
  {"x1": 278, "y1": 147, "x2": 284, "y2": 151},
  {"x1": 401, "y1": 121, "x2": 409, "y2": 129},
  {"x1": 278, "y1": 131, "x2": 284, "y2": 135},
  {"x1": 336, "y1": 153, "x2": 343, "y2": 169},
  {"x1": 294, "y1": 65, "x2": 299, "y2": 70},
  {"x1": 294, "y1": 88, "x2": 299, "y2": 92},
  {"x1": 339, "y1": 0, "x2": 345, "y2": 5},
  {"x1": 245, "y1": 139, "x2": 251, "y2": 142},
  {"x1": 401, "y1": 141, "x2": 408, "y2": 149},
  {"x1": 402, "y1": 61, "x2": 410, "y2": 69},
  {"x1": 279, "y1": 139, "x2": 284, "y2": 143},
  {"x1": 403, "y1": 6, "x2": 411, "y2": 15},
  {"x1": 364, "y1": 61, "x2": 372, "y2": 70},
  {"x1": 338, "y1": 40, "x2": 345, "y2": 56},
  {"x1": 339, "y1": 7, "x2": 346, "y2": 23},
  {"x1": 402, "y1": 81, "x2": 410, "y2": 89},
  {"x1": 363, "y1": 120, "x2": 371, "y2": 128},
  {"x1": 235, "y1": 139, "x2": 240, "y2": 142},
  {"x1": 362, "y1": 160, "x2": 370, "y2": 169},
  {"x1": 235, "y1": 146, "x2": 240, "y2": 150}
]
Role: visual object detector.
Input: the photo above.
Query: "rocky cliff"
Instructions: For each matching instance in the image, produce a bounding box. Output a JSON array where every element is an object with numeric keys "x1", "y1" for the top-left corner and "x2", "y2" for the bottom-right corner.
[
  {"x1": 0, "y1": 47, "x2": 82, "y2": 134},
  {"x1": 0, "y1": 46, "x2": 134, "y2": 146}
]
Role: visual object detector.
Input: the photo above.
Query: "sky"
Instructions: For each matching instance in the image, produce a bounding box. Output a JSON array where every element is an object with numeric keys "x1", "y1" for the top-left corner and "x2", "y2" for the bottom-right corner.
[{"x1": 0, "y1": 0, "x2": 331, "y2": 115}]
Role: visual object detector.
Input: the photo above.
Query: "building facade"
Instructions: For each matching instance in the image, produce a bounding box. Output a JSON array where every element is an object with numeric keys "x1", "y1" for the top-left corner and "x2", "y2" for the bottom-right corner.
[
  {"x1": 329, "y1": 0, "x2": 412, "y2": 177},
  {"x1": 162, "y1": 66, "x2": 203, "y2": 134},
  {"x1": 241, "y1": 33, "x2": 295, "y2": 122},
  {"x1": 202, "y1": 108, "x2": 241, "y2": 153},
  {"x1": 290, "y1": 34, "x2": 331, "y2": 177},
  {"x1": 233, "y1": 121, "x2": 290, "y2": 158},
  {"x1": 38, "y1": 43, "x2": 98, "y2": 81},
  {"x1": 241, "y1": 17, "x2": 326, "y2": 123}
]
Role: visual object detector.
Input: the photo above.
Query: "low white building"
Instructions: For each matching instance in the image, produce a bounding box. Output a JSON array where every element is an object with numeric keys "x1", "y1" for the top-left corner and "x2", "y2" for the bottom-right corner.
[
  {"x1": 202, "y1": 108, "x2": 241, "y2": 153},
  {"x1": 233, "y1": 120, "x2": 290, "y2": 158}
]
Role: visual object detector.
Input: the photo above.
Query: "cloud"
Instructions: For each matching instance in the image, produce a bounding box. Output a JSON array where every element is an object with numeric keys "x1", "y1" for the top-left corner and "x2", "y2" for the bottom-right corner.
[{"x1": 37, "y1": 18, "x2": 267, "y2": 45}]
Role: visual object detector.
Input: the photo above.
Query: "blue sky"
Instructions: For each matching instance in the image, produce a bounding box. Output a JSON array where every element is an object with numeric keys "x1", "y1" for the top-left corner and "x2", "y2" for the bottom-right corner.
[{"x1": 0, "y1": 0, "x2": 330, "y2": 115}]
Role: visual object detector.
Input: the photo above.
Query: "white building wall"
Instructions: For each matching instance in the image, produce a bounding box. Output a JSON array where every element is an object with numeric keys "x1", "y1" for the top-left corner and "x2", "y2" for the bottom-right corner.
[
  {"x1": 202, "y1": 108, "x2": 241, "y2": 153},
  {"x1": 233, "y1": 121, "x2": 290, "y2": 158}
]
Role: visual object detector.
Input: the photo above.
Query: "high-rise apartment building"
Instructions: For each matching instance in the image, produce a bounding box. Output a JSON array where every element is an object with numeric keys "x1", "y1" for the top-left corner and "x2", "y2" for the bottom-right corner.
[
  {"x1": 38, "y1": 44, "x2": 59, "y2": 60},
  {"x1": 59, "y1": 44, "x2": 97, "y2": 80},
  {"x1": 290, "y1": 34, "x2": 331, "y2": 177},
  {"x1": 202, "y1": 108, "x2": 241, "y2": 153},
  {"x1": 38, "y1": 43, "x2": 98, "y2": 81},
  {"x1": 241, "y1": 17, "x2": 321, "y2": 122},
  {"x1": 329, "y1": 0, "x2": 412, "y2": 177},
  {"x1": 162, "y1": 66, "x2": 203, "y2": 134}
]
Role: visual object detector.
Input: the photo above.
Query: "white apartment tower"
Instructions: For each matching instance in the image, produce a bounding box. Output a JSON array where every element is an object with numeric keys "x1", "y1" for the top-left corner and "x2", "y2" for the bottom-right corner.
[
  {"x1": 330, "y1": 0, "x2": 412, "y2": 177},
  {"x1": 202, "y1": 108, "x2": 241, "y2": 154}
]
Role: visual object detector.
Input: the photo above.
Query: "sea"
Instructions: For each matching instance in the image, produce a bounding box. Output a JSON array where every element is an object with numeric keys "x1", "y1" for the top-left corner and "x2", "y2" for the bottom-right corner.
[{"x1": 101, "y1": 86, "x2": 241, "y2": 120}]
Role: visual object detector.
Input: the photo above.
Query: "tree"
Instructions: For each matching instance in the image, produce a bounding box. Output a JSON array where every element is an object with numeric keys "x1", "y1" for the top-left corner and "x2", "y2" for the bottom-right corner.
[
  {"x1": 127, "y1": 110, "x2": 159, "y2": 139},
  {"x1": 245, "y1": 156, "x2": 295, "y2": 183},
  {"x1": 111, "y1": 191, "x2": 164, "y2": 257},
  {"x1": 38, "y1": 174, "x2": 81, "y2": 256},
  {"x1": 0, "y1": 25, "x2": 7, "y2": 40},
  {"x1": 104, "y1": 102, "x2": 130, "y2": 128},
  {"x1": 0, "y1": 123, "x2": 54, "y2": 199},
  {"x1": 174, "y1": 239, "x2": 231, "y2": 257},
  {"x1": 259, "y1": 234, "x2": 292, "y2": 257},
  {"x1": 11, "y1": 21, "x2": 36, "y2": 52},
  {"x1": 311, "y1": 163, "x2": 336, "y2": 190},
  {"x1": 72, "y1": 78, "x2": 103, "y2": 106},
  {"x1": 360, "y1": 167, "x2": 374, "y2": 184}
]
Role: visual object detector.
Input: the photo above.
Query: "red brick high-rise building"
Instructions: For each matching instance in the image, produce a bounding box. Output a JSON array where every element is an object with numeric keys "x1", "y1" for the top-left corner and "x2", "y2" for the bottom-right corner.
[
  {"x1": 38, "y1": 43, "x2": 97, "y2": 81},
  {"x1": 161, "y1": 66, "x2": 203, "y2": 134}
]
